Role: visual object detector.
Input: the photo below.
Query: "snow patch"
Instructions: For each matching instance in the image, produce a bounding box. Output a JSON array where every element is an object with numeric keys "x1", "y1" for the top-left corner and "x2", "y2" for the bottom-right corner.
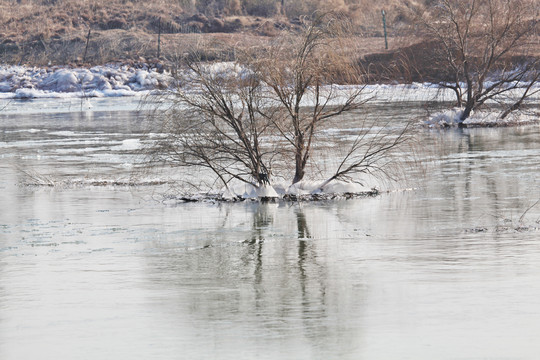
[
  {"x1": 322, "y1": 180, "x2": 373, "y2": 194},
  {"x1": 113, "y1": 139, "x2": 142, "y2": 151},
  {"x1": 256, "y1": 184, "x2": 279, "y2": 198},
  {"x1": 283, "y1": 179, "x2": 372, "y2": 195},
  {"x1": 426, "y1": 108, "x2": 465, "y2": 127}
]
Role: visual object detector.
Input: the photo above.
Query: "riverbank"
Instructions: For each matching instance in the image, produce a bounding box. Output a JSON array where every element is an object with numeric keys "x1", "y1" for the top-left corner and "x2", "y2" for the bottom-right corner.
[{"x1": 0, "y1": 0, "x2": 412, "y2": 66}]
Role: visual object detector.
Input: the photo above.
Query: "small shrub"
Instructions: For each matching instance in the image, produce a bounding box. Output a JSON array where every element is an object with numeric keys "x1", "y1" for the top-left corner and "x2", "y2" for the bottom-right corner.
[
  {"x1": 103, "y1": 17, "x2": 128, "y2": 30},
  {"x1": 243, "y1": 0, "x2": 279, "y2": 17}
]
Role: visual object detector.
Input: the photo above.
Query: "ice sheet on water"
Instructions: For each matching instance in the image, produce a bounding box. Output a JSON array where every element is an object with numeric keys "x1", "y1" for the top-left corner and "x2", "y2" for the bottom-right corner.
[
  {"x1": 48, "y1": 131, "x2": 80, "y2": 137},
  {"x1": 3, "y1": 128, "x2": 44, "y2": 133},
  {"x1": 112, "y1": 139, "x2": 142, "y2": 151}
]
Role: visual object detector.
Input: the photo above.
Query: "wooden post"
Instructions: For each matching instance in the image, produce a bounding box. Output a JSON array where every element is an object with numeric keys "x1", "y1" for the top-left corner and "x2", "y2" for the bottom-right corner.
[
  {"x1": 381, "y1": 10, "x2": 388, "y2": 50},
  {"x1": 157, "y1": 18, "x2": 162, "y2": 59},
  {"x1": 83, "y1": 29, "x2": 91, "y2": 63}
]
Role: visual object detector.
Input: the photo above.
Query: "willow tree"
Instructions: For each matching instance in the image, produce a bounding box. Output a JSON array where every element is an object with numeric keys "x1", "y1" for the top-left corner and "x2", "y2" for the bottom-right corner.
[{"x1": 414, "y1": 0, "x2": 539, "y2": 123}]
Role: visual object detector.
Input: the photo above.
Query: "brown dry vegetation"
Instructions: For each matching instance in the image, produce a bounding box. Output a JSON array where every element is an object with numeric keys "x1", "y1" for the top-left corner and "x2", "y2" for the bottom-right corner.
[
  {"x1": 0, "y1": 0, "x2": 423, "y2": 65},
  {"x1": 0, "y1": 0, "x2": 538, "y2": 86},
  {"x1": 362, "y1": 0, "x2": 540, "y2": 85}
]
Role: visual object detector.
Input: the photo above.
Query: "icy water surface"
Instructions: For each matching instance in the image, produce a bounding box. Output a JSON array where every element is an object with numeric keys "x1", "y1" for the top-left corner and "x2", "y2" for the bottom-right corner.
[{"x1": 1, "y1": 101, "x2": 540, "y2": 359}]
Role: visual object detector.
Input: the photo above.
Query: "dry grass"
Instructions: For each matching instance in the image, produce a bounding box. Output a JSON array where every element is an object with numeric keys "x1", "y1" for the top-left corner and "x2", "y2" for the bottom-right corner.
[
  {"x1": 0, "y1": 0, "x2": 538, "y2": 76},
  {"x1": 0, "y1": 0, "x2": 188, "y2": 64},
  {"x1": 0, "y1": 0, "x2": 423, "y2": 65},
  {"x1": 0, "y1": 0, "x2": 185, "y2": 41}
]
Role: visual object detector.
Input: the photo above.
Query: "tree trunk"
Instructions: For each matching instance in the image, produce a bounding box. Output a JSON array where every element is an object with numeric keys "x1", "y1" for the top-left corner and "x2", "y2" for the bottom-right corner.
[
  {"x1": 460, "y1": 68, "x2": 474, "y2": 123},
  {"x1": 460, "y1": 102, "x2": 474, "y2": 123},
  {"x1": 500, "y1": 102, "x2": 521, "y2": 120},
  {"x1": 453, "y1": 87, "x2": 462, "y2": 107},
  {"x1": 293, "y1": 133, "x2": 305, "y2": 184},
  {"x1": 458, "y1": 58, "x2": 475, "y2": 121},
  {"x1": 293, "y1": 153, "x2": 305, "y2": 184}
]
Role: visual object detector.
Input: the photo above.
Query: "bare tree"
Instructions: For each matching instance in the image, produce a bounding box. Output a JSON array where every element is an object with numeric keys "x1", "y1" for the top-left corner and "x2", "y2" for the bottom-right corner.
[
  {"x1": 413, "y1": 0, "x2": 539, "y2": 123},
  {"x1": 255, "y1": 12, "x2": 370, "y2": 184},
  {"x1": 155, "y1": 56, "x2": 277, "y2": 190}
]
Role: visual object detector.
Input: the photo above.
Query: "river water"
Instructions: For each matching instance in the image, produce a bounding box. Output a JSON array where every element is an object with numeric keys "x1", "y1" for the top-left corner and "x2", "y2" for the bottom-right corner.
[{"x1": 1, "y1": 99, "x2": 540, "y2": 359}]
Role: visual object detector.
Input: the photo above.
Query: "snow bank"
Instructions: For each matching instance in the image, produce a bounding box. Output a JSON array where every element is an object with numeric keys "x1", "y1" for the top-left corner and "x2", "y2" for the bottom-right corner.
[
  {"x1": 0, "y1": 64, "x2": 173, "y2": 99},
  {"x1": 205, "y1": 62, "x2": 254, "y2": 81},
  {"x1": 0, "y1": 63, "x2": 453, "y2": 101}
]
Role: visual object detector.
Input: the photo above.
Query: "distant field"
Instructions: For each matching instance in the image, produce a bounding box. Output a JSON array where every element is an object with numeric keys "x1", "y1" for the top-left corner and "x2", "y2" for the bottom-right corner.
[{"x1": 0, "y1": 0, "x2": 538, "y2": 85}]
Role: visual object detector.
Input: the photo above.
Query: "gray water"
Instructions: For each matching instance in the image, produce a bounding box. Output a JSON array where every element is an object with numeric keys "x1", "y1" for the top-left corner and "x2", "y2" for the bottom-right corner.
[{"x1": 1, "y1": 102, "x2": 540, "y2": 359}]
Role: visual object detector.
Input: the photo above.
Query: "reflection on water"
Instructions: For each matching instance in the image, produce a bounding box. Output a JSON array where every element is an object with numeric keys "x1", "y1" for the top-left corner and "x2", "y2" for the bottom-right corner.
[{"x1": 1, "y1": 106, "x2": 540, "y2": 359}]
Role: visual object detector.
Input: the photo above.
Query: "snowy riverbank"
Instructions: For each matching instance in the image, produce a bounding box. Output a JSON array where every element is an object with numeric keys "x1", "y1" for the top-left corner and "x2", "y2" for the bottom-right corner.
[
  {"x1": 2, "y1": 63, "x2": 539, "y2": 128},
  {"x1": 0, "y1": 63, "x2": 173, "y2": 99}
]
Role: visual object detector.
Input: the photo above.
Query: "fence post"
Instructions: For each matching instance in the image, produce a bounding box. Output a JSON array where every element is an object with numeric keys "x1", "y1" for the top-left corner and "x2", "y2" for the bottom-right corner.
[
  {"x1": 381, "y1": 10, "x2": 388, "y2": 50},
  {"x1": 157, "y1": 18, "x2": 162, "y2": 59},
  {"x1": 83, "y1": 29, "x2": 91, "y2": 63}
]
